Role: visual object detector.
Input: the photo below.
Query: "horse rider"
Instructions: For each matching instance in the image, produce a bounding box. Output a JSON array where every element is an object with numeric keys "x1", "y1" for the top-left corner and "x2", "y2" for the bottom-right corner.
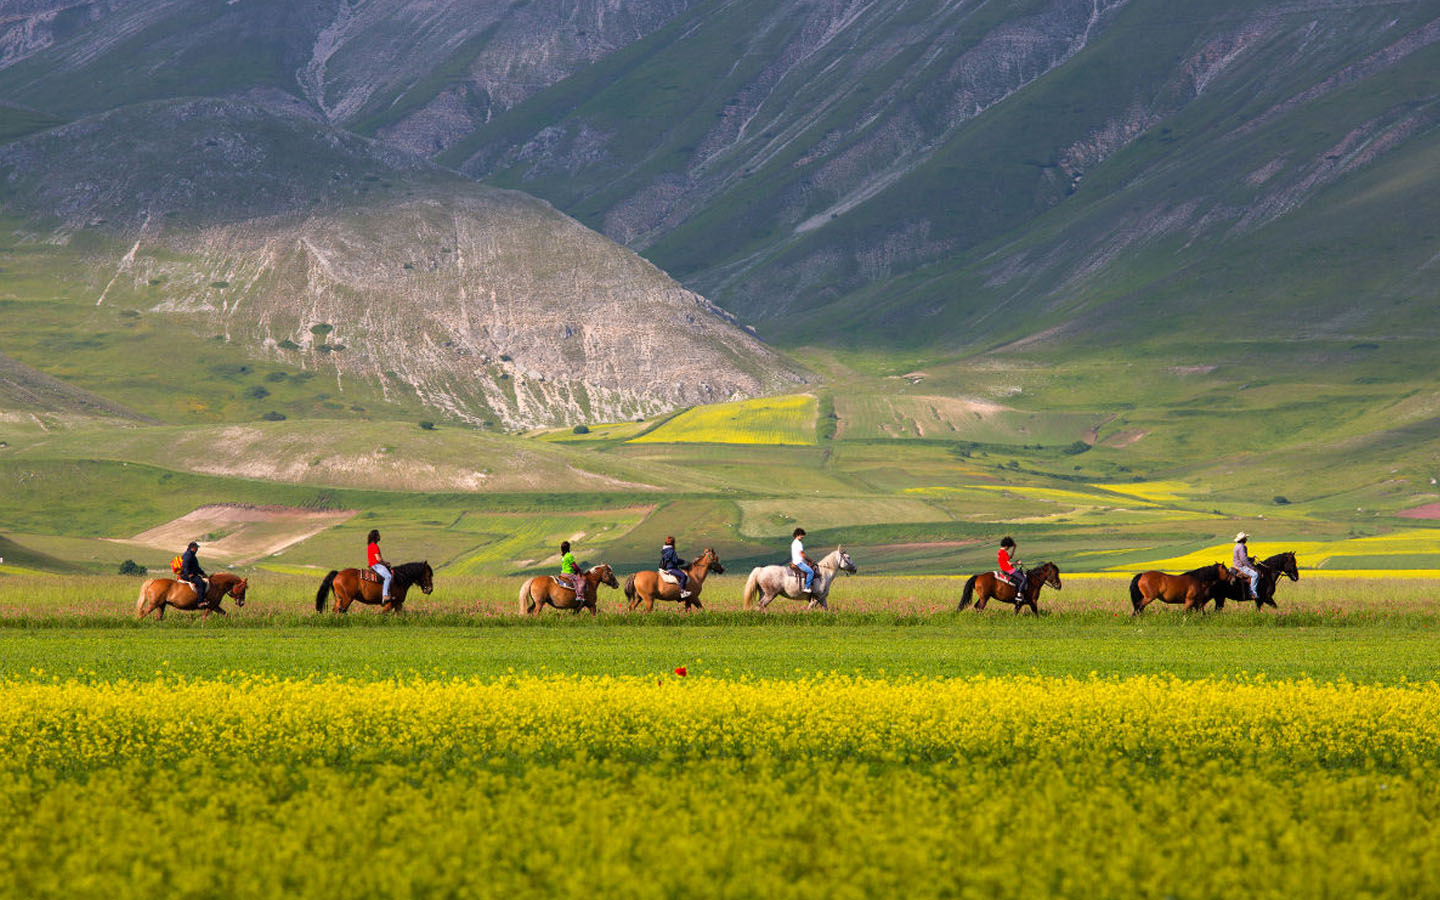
[
  {"x1": 179, "y1": 541, "x2": 209, "y2": 607},
  {"x1": 661, "y1": 536, "x2": 692, "y2": 599},
  {"x1": 367, "y1": 529, "x2": 394, "y2": 603},
  {"x1": 791, "y1": 527, "x2": 817, "y2": 595},
  {"x1": 998, "y1": 536, "x2": 1027, "y2": 598},
  {"x1": 559, "y1": 541, "x2": 585, "y2": 597},
  {"x1": 1232, "y1": 532, "x2": 1260, "y2": 601}
]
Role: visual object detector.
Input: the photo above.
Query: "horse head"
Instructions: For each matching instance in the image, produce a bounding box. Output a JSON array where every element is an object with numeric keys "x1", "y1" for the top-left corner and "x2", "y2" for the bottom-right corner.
[
  {"x1": 229, "y1": 577, "x2": 248, "y2": 607},
  {"x1": 593, "y1": 563, "x2": 619, "y2": 589},
  {"x1": 824, "y1": 547, "x2": 857, "y2": 575},
  {"x1": 1277, "y1": 552, "x2": 1299, "y2": 581},
  {"x1": 416, "y1": 561, "x2": 434, "y2": 595},
  {"x1": 1216, "y1": 562, "x2": 1231, "y2": 581},
  {"x1": 702, "y1": 548, "x2": 724, "y2": 574},
  {"x1": 1038, "y1": 562, "x2": 1061, "y2": 590}
]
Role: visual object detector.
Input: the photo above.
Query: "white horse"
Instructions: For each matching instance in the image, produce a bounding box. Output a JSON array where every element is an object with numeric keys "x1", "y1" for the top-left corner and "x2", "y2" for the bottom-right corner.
[{"x1": 742, "y1": 547, "x2": 857, "y2": 611}]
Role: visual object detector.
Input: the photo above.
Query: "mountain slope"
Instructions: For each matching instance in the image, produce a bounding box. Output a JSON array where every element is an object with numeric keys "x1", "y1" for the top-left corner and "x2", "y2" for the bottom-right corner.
[{"x1": 0, "y1": 99, "x2": 804, "y2": 427}]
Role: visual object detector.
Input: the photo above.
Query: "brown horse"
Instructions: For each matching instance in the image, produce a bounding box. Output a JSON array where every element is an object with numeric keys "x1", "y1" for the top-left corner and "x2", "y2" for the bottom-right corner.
[
  {"x1": 623, "y1": 548, "x2": 725, "y2": 612},
  {"x1": 315, "y1": 560, "x2": 433, "y2": 613},
  {"x1": 136, "y1": 572, "x2": 248, "y2": 620},
  {"x1": 955, "y1": 562, "x2": 1062, "y2": 615},
  {"x1": 518, "y1": 564, "x2": 619, "y2": 616},
  {"x1": 1129, "y1": 563, "x2": 1229, "y2": 615}
]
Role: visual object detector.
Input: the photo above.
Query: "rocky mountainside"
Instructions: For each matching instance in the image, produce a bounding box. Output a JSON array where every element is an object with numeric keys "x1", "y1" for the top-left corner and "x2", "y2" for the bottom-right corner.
[
  {"x1": 2, "y1": 0, "x2": 1437, "y2": 360},
  {"x1": 0, "y1": 99, "x2": 803, "y2": 427}
]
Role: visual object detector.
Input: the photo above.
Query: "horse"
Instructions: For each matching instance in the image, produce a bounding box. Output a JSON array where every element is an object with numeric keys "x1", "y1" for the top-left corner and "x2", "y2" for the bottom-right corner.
[
  {"x1": 136, "y1": 572, "x2": 248, "y2": 620},
  {"x1": 1128, "y1": 563, "x2": 1229, "y2": 615},
  {"x1": 1211, "y1": 551, "x2": 1299, "y2": 610},
  {"x1": 624, "y1": 548, "x2": 725, "y2": 612},
  {"x1": 742, "y1": 548, "x2": 857, "y2": 611},
  {"x1": 517, "y1": 563, "x2": 619, "y2": 616},
  {"x1": 955, "y1": 562, "x2": 1062, "y2": 615},
  {"x1": 315, "y1": 560, "x2": 433, "y2": 613}
]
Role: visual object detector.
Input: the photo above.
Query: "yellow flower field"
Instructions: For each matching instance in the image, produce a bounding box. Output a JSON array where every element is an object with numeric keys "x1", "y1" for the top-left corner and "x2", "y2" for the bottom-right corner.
[
  {"x1": 2, "y1": 674, "x2": 1438, "y2": 899},
  {"x1": 629, "y1": 394, "x2": 817, "y2": 445},
  {"x1": 1116, "y1": 528, "x2": 1440, "y2": 572}
]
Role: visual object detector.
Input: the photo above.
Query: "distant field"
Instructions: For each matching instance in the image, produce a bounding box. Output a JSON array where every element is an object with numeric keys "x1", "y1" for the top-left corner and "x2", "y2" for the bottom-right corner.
[{"x1": 629, "y1": 394, "x2": 817, "y2": 445}]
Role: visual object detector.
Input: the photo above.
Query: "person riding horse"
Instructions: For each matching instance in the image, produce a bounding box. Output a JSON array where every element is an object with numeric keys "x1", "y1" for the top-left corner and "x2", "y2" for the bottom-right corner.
[
  {"x1": 559, "y1": 541, "x2": 584, "y2": 596},
  {"x1": 179, "y1": 541, "x2": 209, "y2": 608},
  {"x1": 1232, "y1": 532, "x2": 1260, "y2": 602},
  {"x1": 998, "y1": 536, "x2": 1026, "y2": 598},
  {"x1": 367, "y1": 529, "x2": 394, "y2": 604},
  {"x1": 660, "y1": 536, "x2": 692, "y2": 599},
  {"x1": 790, "y1": 528, "x2": 817, "y2": 594}
]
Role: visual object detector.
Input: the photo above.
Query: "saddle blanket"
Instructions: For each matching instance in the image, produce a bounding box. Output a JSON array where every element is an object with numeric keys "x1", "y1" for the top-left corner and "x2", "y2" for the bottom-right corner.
[
  {"x1": 550, "y1": 575, "x2": 583, "y2": 593},
  {"x1": 658, "y1": 569, "x2": 681, "y2": 585},
  {"x1": 360, "y1": 569, "x2": 383, "y2": 584},
  {"x1": 181, "y1": 578, "x2": 209, "y2": 596}
]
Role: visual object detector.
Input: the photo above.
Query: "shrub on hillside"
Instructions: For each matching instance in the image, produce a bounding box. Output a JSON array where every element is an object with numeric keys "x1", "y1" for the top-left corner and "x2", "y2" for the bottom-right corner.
[
  {"x1": 572, "y1": 425, "x2": 590, "y2": 435},
  {"x1": 117, "y1": 559, "x2": 146, "y2": 576},
  {"x1": 261, "y1": 411, "x2": 286, "y2": 421},
  {"x1": 419, "y1": 421, "x2": 436, "y2": 431}
]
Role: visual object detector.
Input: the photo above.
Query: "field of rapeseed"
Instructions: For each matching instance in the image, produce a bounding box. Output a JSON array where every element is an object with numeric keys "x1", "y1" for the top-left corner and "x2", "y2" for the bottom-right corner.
[{"x1": 3, "y1": 674, "x2": 1438, "y2": 899}]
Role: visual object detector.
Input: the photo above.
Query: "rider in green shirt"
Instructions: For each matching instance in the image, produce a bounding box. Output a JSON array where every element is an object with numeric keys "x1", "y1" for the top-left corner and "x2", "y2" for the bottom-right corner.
[{"x1": 558, "y1": 541, "x2": 583, "y2": 596}]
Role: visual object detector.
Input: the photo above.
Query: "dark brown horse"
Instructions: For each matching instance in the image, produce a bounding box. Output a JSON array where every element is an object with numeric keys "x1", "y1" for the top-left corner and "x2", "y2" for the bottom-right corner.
[
  {"x1": 624, "y1": 548, "x2": 725, "y2": 612},
  {"x1": 136, "y1": 572, "x2": 248, "y2": 620},
  {"x1": 518, "y1": 564, "x2": 619, "y2": 616},
  {"x1": 956, "y1": 562, "x2": 1062, "y2": 615},
  {"x1": 1129, "y1": 563, "x2": 1229, "y2": 615},
  {"x1": 315, "y1": 560, "x2": 433, "y2": 613},
  {"x1": 1211, "y1": 551, "x2": 1299, "y2": 610}
]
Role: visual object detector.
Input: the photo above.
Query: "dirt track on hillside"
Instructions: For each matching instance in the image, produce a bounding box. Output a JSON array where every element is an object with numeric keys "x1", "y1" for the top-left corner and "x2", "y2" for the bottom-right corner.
[{"x1": 117, "y1": 504, "x2": 355, "y2": 564}]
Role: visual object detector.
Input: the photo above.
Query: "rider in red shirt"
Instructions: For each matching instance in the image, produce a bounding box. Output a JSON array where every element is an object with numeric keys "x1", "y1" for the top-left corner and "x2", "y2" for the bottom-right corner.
[
  {"x1": 367, "y1": 529, "x2": 393, "y2": 602},
  {"x1": 998, "y1": 536, "x2": 1026, "y2": 598}
]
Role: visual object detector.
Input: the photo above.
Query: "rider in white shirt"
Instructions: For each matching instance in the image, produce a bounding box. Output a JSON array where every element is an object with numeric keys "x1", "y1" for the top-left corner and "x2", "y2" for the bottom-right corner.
[
  {"x1": 1231, "y1": 531, "x2": 1260, "y2": 600},
  {"x1": 791, "y1": 527, "x2": 816, "y2": 594}
]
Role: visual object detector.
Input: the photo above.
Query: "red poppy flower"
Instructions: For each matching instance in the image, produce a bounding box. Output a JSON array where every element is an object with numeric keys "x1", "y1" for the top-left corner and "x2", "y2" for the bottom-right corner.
[{"x1": 674, "y1": 666, "x2": 687, "y2": 677}]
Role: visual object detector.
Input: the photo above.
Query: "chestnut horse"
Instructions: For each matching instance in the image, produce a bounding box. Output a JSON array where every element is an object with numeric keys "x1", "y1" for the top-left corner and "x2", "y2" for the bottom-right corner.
[
  {"x1": 315, "y1": 560, "x2": 433, "y2": 613},
  {"x1": 1129, "y1": 563, "x2": 1229, "y2": 615},
  {"x1": 623, "y1": 548, "x2": 725, "y2": 612},
  {"x1": 136, "y1": 572, "x2": 248, "y2": 620},
  {"x1": 518, "y1": 564, "x2": 619, "y2": 616},
  {"x1": 955, "y1": 562, "x2": 1062, "y2": 615}
]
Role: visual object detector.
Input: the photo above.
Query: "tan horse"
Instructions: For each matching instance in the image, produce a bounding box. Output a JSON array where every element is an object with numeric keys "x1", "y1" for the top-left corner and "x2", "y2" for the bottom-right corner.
[
  {"x1": 518, "y1": 564, "x2": 619, "y2": 616},
  {"x1": 955, "y1": 562, "x2": 1062, "y2": 615},
  {"x1": 623, "y1": 548, "x2": 725, "y2": 612},
  {"x1": 1128, "y1": 563, "x2": 1229, "y2": 615},
  {"x1": 136, "y1": 572, "x2": 248, "y2": 620},
  {"x1": 315, "y1": 561, "x2": 433, "y2": 613}
]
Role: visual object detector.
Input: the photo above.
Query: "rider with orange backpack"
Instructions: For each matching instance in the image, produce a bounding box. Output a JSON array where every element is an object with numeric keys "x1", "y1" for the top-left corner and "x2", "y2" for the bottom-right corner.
[{"x1": 177, "y1": 541, "x2": 209, "y2": 606}]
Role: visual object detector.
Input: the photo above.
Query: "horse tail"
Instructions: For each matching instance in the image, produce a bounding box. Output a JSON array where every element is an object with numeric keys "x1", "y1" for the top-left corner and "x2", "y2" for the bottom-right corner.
[
  {"x1": 742, "y1": 568, "x2": 761, "y2": 610},
  {"x1": 623, "y1": 573, "x2": 636, "y2": 605},
  {"x1": 956, "y1": 575, "x2": 977, "y2": 611},
  {"x1": 136, "y1": 579, "x2": 156, "y2": 619},
  {"x1": 1129, "y1": 573, "x2": 1143, "y2": 610},
  {"x1": 518, "y1": 578, "x2": 533, "y2": 616},
  {"x1": 315, "y1": 571, "x2": 338, "y2": 612}
]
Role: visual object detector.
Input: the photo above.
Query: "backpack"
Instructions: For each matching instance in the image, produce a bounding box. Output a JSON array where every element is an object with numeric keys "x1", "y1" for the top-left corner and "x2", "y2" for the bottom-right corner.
[{"x1": 170, "y1": 555, "x2": 184, "y2": 575}]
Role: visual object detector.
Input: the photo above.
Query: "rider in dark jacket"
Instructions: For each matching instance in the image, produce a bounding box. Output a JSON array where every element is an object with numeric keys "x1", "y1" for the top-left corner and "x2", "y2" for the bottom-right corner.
[
  {"x1": 660, "y1": 536, "x2": 691, "y2": 598},
  {"x1": 180, "y1": 541, "x2": 208, "y2": 606}
]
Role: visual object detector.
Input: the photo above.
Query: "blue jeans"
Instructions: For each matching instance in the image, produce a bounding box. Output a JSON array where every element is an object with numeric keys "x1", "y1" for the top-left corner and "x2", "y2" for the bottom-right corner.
[
  {"x1": 372, "y1": 563, "x2": 393, "y2": 598},
  {"x1": 796, "y1": 561, "x2": 814, "y2": 590}
]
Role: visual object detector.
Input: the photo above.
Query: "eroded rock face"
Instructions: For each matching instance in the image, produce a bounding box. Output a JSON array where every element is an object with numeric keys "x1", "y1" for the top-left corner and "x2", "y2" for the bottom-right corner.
[{"x1": 0, "y1": 99, "x2": 804, "y2": 427}]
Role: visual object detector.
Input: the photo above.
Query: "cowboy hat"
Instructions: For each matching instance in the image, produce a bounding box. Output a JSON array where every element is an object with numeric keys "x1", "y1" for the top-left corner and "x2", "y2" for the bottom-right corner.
[{"x1": 1234, "y1": 532, "x2": 1249, "y2": 542}]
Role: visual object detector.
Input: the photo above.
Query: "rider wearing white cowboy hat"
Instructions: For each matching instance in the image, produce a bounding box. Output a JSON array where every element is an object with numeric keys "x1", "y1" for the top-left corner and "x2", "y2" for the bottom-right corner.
[{"x1": 1232, "y1": 532, "x2": 1260, "y2": 600}]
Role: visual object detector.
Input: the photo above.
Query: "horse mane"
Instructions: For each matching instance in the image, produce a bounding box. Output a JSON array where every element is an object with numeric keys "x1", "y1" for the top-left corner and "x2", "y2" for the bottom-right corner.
[
  {"x1": 1181, "y1": 563, "x2": 1222, "y2": 581},
  {"x1": 391, "y1": 560, "x2": 429, "y2": 581},
  {"x1": 1261, "y1": 551, "x2": 1294, "y2": 568}
]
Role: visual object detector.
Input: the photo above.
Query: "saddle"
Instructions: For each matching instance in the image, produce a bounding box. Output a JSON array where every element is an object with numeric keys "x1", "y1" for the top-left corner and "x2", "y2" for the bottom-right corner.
[
  {"x1": 658, "y1": 569, "x2": 687, "y2": 585},
  {"x1": 181, "y1": 577, "x2": 210, "y2": 596},
  {"x1": 550, "y1": 574, "x2": 584, "y2": 594}
]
